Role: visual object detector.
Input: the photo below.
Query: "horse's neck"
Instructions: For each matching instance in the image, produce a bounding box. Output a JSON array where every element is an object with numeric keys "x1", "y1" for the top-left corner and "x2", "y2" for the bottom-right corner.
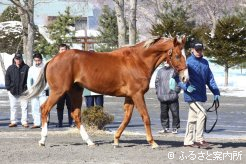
[{"x1": 135, "y1": 47, "x2": 170, "y2": 77}]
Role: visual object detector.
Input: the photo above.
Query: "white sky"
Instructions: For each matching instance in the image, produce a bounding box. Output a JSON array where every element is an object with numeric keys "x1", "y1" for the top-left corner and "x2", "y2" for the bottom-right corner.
[{"x1": 0, "y1": 0, "x2": 93, "y2": 25}]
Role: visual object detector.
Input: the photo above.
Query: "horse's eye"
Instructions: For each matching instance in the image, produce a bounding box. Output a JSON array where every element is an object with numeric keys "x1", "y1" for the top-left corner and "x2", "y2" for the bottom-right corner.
[{"x1": 175, "y1": 55, "x2": 180, "y2": 60}]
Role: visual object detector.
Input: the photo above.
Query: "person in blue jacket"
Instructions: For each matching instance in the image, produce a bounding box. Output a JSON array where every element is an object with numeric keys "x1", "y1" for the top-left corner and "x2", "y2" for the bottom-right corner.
[{"x1": 177, "y1": 40, "x2": 220, "y2": 149}]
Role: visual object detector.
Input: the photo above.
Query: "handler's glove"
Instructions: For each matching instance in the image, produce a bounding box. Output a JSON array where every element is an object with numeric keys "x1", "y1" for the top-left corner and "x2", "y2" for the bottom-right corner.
[
  {"x1": 187, "y1": 85, "x2": 196, "y2": 93},
  {"x1": 169, "y1": 78, "x2": 176, "y2": 91},
  {"x1": 214, "y1": 95, "x2": 220, "y2": 101}
]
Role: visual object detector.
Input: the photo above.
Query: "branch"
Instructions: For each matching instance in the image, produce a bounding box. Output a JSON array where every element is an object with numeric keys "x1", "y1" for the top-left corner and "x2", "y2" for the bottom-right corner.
[
  {"x1": 34, "y1": 0, "x2": 53, "y2": 6},
  {"x1": 9, "y1": 0, "x2": 24, "y2": 10}
]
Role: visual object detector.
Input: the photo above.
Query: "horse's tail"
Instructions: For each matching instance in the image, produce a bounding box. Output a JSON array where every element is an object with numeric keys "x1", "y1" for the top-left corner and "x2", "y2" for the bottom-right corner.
[{"x1": 21, "y1": 61, "x2": 50, "y2": 100}]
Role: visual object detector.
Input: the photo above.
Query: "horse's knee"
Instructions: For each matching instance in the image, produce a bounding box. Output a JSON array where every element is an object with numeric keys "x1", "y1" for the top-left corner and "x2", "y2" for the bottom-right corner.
[
  {"x1": 114, "y1": 132, "x2": 121, "y2": 140},
  {"x1": 142, "y1": 116, "x2": 151, "y2": 126}
]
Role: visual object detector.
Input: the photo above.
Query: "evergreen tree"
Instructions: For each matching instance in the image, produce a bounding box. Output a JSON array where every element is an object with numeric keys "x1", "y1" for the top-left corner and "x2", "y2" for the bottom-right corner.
[
  {"x1": 204, "y1": 15, "x2": 246, "y2": 86},
  {"x1": 35, "y1": 7, "x2": 75, "y2": 57},
  {"x1": 0, "y1": 6, "x2": 22, "y2": 54},
  {"x1": 150, "y1": 1, "x2": 195, "y2": 38},
  {"x1": 96, "y1": 5, "x2": 118, "y2": 52},
  {"x1": 0, "y1": 6, "x2": 21, "y2": 22}
]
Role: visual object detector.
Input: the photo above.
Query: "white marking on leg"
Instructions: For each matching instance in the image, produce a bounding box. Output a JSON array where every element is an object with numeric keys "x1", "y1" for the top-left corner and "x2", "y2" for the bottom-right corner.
[
  {"x1": 39, "y1": 122, "x2": 48, "y2": 146},
  {"x1": 80, "y1": 125, "x2": 95, "y2": 146}
]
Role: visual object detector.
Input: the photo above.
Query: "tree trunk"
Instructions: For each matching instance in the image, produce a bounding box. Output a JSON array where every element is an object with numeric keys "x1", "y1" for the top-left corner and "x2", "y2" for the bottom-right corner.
[
  {"x1": 224, "y1": 65, "x2": 229, "y2": 86},
  {"x1": 0, "y1": 54, "x2": 6, "y2": 77},
  {"x1": 11, "y1": 0, "x2": 34, "y2": 66},
  {"x1": 26, "y1": 0, "x2": 34, "y2": 66},
  {"x1": 114, "y1": 0, "x2": 126, "y2": 47},
  {"x1": 201, "y1": 1, "x2": 218, "y2": 38},
  {"x1": 129, "y1": 0, "x2": 137, "y2": 45}
]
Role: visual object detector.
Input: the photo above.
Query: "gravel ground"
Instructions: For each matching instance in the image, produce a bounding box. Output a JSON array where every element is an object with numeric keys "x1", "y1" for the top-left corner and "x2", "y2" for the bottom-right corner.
[
  {"x1": 0, "y1": 129, "x2": 245, "y2": 164},
  {"x1": 1, "y1": 89, "x2": 245, "y2": 163}
]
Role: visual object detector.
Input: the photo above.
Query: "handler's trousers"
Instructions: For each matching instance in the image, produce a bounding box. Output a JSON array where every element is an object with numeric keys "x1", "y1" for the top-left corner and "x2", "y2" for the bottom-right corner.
[{"x1": 184, "y1": 102, "x2": 206, "y2": 145}]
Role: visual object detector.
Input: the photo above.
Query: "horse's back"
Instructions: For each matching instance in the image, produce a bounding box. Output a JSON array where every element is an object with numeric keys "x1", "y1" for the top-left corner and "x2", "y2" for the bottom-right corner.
[{"x1": 46, "y1": 49, "x2": 129, "y2": 95}]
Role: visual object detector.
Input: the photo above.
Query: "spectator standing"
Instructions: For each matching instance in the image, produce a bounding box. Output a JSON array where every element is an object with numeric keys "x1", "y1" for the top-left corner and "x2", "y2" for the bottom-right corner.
[
  {"x1": 5, "y1": 53, "x2": 29, "y2": 128},
  {"x1": 82, "y1": 49, "x2": 104, "y2": 108},
  {"x1": 27, "y1": 53, "x2": 47, "y2": 129},
  {"x1": 155, "y1": 62, "x2": 181, "y2": 134},
  {"x1": 56, "y1": 44, "x2": 73, "y2": 127},
  {"x1": 83, "y1": 88, "x2": 104, "y2": 108}
]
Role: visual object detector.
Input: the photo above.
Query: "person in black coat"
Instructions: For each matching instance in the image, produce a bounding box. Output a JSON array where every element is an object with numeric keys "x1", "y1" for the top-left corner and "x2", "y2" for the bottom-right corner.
[
  {"x1": 56, "y1": 44, "x2": 73, "y2": 127},
  {"x1": 5, "y1": 53, "x2": 29, "y2": 128}
]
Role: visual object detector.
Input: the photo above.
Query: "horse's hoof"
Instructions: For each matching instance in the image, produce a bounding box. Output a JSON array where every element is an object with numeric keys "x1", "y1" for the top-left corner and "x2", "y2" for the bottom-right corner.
[
  {"x1": 112, "y1": 143, "x2": 121, "y2": 148},
  {"x1": 38, "y1": 141, "x2": 45, "y2": 147},
  {"x1": 151, "y1": 142, "x2": 159, "y2": 149},
  {"x1": 88, "y1": 143, "x2": 96, "y2": 147}
]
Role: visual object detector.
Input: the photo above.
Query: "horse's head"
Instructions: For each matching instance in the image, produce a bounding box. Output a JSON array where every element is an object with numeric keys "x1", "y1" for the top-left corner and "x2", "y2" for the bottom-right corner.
[
  {"x1": 167, "y1": 35, "x2": 189, "y2": 82},
  {"x1": 143, "y1": 36, "x2": 189, "y2": 82}
]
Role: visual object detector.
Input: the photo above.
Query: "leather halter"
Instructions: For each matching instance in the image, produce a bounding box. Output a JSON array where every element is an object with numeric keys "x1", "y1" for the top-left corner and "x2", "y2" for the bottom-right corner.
[
  {"x1": 166, "y1": 48, "x2": 187, "y2": 72},
  {"x1": 166, "y1": 48, "x2": 176, "y2": 70}
]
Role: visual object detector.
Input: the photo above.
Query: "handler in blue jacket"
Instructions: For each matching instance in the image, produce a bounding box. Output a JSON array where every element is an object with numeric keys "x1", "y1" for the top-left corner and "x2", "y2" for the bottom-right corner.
[{"x1": 178, "y1": 41, "x2": 220, "y2": 149}]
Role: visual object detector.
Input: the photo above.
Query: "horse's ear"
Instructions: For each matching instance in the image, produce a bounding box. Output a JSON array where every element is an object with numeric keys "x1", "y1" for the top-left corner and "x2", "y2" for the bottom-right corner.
[
  {"x1": 173, "y1": 35, "x2": 186, "y2": 47},
  {"x1": 173, "y1": 36, "x2": 178, "y2": 47},
  {"x1": 182, "y1": 35, "x2": 186, "y2": 45}
]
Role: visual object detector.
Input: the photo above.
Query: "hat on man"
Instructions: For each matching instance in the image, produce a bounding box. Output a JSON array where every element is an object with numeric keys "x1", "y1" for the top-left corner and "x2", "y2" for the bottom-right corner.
[
  {"x1": 190, "y1": 40, "x2": 204, "y2": 51},
  {"x1": 194, "y1": 42, "x2": 204, "y2": 51},
  {"x1": 14, "y1": 53, "x2": 23, "y2": 60}
]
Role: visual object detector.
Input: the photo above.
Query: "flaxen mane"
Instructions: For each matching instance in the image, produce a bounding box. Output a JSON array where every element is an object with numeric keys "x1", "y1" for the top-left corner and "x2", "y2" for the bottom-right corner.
[{"x1": 144, "y1": 36, "x2": 171, "y2": 48}]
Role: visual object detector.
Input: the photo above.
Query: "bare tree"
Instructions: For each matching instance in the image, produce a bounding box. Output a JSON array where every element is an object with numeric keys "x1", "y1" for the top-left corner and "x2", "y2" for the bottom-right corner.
[
  {"x1": 10, "y1": 0, "x2": 34, "y2": 66},
  {"x1": 129, "y1": 0, "x2": 137, "y2": 45},
  {"x1": 189, "y1": 0, "x2": 243, "y2": 37},
  {"x1": 113, "y1": 0, "x2": 126, "y2": 47},
  {"x1": 0, "y1": 54, "x2": 6, "y2": 76}
]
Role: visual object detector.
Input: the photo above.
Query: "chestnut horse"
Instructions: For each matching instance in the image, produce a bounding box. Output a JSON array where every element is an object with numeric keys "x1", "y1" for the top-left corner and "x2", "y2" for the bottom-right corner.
[{"x1": 22, "y1": 35, "x2": 188, "y2": 148}]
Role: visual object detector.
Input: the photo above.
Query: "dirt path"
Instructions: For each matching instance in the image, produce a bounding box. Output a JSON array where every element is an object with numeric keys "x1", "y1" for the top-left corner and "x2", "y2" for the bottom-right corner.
[{"x1": 0, "y1": 129, "x2": 245, "y2": 164}]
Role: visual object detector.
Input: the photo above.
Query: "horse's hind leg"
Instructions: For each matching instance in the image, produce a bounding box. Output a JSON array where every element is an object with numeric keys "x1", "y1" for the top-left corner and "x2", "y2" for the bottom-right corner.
[
  {"x1": 68, "y1": 85, "x2": 95, "y2": 146},
  {"x1": 114, "y1": 97, "x2": 134, "y2": 147},
  {"x1": 132, "y1": 93, "x2": 159, "y2": 149},
  {"x1": 38, "y1": 91, "x2": 64, "y2": 146}
]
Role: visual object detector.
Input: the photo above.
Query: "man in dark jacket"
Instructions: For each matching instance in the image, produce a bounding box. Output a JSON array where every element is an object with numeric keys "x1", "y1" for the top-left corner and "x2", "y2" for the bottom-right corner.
[
  {"x1": 5, "y1": 53, "x2": 29, "y2": 128},
  {"x1": 155, "y1": 62, "x2": 181, "y2": 134},
  {"x1": 56, "y1": 44, "x2": 73, "y2": 127}
]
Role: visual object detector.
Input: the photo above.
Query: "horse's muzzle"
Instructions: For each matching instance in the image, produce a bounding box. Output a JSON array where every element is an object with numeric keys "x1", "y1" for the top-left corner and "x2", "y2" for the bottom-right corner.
[{"x1": 179, "y1": 68, "x2": 189, "y2": 83}]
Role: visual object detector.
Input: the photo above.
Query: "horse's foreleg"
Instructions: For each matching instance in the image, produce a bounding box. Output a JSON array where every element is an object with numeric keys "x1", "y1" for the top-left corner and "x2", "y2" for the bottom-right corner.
[
  {"x1": 132, "y1": 93, "x2": 159, "y2": 149},
  {"x1": 114, "y1": 97, "x2": 134, "y2": 147},
  {"x1": 69, "y1": 86, "x2": 95, "y2": 146}
]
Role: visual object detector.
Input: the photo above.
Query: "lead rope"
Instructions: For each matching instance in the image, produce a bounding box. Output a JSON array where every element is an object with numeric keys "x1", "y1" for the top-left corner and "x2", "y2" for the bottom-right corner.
[
  {"x1": 204, "y1": 99, "x2": 219, "y2": 133},
  {"x1": 187, "y1": 92, "x2": 220, "y2": 133}
]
